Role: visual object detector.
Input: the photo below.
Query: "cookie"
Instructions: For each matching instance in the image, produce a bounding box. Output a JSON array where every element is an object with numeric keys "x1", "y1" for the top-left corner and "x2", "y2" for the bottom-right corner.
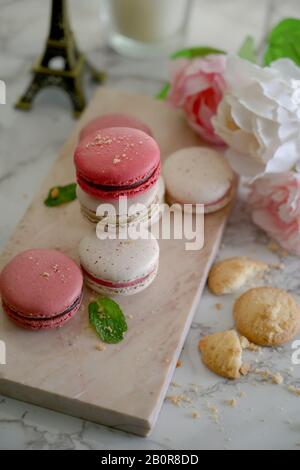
[
  {"x1": 208, "y1": 257, "x2": 269, "y2": 295},
  {"x1": 199, "y1": 330, "x2": 246, "y2": 379},
  {"x1": 234, "y1": 287, "x2": 300, "y2": 346}
]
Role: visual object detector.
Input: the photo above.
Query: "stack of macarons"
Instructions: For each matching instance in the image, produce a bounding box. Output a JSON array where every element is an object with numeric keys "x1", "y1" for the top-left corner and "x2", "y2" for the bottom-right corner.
[
  {"x1": 0, "y1": 249, "x2": 83, "y2": 330},
  {"x1": 73, "y1": 113, "x2": 163, "y2": 296},
  {"x1": 74, "y1": 114, "x2": 164, "y2": 228}
]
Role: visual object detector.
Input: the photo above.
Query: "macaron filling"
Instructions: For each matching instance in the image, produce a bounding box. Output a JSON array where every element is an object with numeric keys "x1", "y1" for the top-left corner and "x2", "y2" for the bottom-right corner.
[
  {"x1": 2, "y1": 291, "x2": 83, "y2": 322},
  {"x1": 168, "y1": 183, "x2": 234, "y2": 208},
  {"x1": 81, "y1": 266, "x2": 157, "y2": 289},
  {"x1": 78, "y1": 164, "x2": 160, "y2": 192}
]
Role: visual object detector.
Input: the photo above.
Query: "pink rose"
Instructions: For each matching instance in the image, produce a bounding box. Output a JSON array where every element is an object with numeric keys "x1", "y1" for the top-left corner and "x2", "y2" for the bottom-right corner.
[
  {"x1": 168, "y1": 54, "x2": 227, "y2": 145},
  {"x1": 248, "y1": 172, "x2": 300, "y2": 256}
]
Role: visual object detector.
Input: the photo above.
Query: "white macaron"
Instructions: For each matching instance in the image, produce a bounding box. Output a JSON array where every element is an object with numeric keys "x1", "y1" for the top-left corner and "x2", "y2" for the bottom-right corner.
[
  {"x1": 163, "y1": 147, "x2": 235, "y2": 214},
  {"x1": 77, "y1": 176, "x2": 165, "y2": 226},
  {"x1": 79, "y1": 234, "x2": 159, "y2": 296}
]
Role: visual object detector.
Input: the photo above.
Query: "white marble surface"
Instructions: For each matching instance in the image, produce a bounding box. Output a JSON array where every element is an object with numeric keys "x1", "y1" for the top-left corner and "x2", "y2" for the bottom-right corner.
[{"x1": 0, "y1": 0, "x2": 300, "y2": 450}]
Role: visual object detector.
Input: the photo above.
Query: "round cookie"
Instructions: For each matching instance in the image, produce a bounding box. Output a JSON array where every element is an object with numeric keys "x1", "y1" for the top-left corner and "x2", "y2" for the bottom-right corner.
[
  {"x1": 79, "y1": 113, "x2": 153, "y2": 141},
  {"x1": 74, "y1": 127, "x2": 160, "y2": 200},
  {"x1": 208, "y1": 257, "x2": 269, "y2": 295},
  {"x1": 0, "y1": 249, "x2": 83, "y2": 330},
  {"x1": 79, "y1": 234, "x2": 159, "y2": 296},
  {"x1": 233, "y1": 287, "x2": 300, "y2": 346},
  {"x1": 163, "y1": 147, "x2": 235, "y2": 213}
]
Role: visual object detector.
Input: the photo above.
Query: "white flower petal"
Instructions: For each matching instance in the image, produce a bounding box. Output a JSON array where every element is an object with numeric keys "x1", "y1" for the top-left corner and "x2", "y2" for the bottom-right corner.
[
  {"x1": 225, "y1": 149, "x2": 265, "y2": 177},
  {"x1": 225, "y1": 56, "x2": 274, "y2": 90},
  {"x1": 271, "y1": 58, "x2": 300, "y2": 81}
]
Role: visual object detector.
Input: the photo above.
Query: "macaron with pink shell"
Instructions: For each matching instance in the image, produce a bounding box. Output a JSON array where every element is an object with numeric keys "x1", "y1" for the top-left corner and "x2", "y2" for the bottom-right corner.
[
  {"x1": 74, "y1": 126, "x2": 161, "y2": 225},
  {"x1": 0, "y1": 249, "x2": 83, "y2": 330},
  {"x1": 163, "y1": 147, "x2": 235, "y2": 214},
  {"x1": 75, "y1": 127, "x2": 160, "y2": 200},
  {"x1": 79, "y1": 113, "x2": 153, "y2": 141},
  {"x1": 79, "y1": 234, "x2": 159, "y2": 296}
]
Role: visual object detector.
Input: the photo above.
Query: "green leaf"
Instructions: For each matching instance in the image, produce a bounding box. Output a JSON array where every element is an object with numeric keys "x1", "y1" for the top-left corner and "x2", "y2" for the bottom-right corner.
[
  {"x1": 44, "y1": 183, "x2": 77, "y2": 207},
  {"x1": 89, "y1": 297, "x2": 128, "y2": 344},
  {"x1": 171, "y1": 46, "x2": 225, "y2": 60},
  {"x1": 238, "y1": 36, "x2": 257, "y2": 63},
  {"x1": 156, "y1": 82, "x2": 170, "y2": 100},
  {"x1": 264, "y1": 18, "x2": 300, "y2": 66}
]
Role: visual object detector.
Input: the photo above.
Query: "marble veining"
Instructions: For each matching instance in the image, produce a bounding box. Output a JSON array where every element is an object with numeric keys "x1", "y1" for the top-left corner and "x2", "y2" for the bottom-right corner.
[{"x1": 0, "y1": 0, "x2": 300, "y2": 450}]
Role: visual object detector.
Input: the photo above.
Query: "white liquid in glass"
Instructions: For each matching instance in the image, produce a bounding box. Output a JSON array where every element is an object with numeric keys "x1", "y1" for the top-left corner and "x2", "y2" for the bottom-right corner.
[{"x1": 109, "y1": 0, "x2": 190, "y2": 43}]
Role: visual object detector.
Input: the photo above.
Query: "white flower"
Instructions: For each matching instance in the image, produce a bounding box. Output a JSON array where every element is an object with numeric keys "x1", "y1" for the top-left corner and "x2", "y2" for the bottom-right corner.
[{"x1": 212, "y1": 56, "x2": 300, "y2": 177}]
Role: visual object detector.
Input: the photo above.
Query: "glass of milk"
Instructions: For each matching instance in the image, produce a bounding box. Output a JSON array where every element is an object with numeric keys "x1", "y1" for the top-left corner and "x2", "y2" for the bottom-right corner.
[{"x1": 101, "y1": 0, "x2": 193, "y2": 57}]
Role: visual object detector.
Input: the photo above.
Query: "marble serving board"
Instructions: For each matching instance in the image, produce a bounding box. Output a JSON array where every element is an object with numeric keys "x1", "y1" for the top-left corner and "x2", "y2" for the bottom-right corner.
[{"x1": 0, "y1": 88, "x2": 231, "y2": 436}]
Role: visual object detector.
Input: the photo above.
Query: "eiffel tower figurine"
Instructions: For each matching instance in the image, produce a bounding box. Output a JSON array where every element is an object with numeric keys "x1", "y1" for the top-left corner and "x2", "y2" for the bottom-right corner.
[{"x1": 15, "y1": 0, "x2": 105, "y2": 117}]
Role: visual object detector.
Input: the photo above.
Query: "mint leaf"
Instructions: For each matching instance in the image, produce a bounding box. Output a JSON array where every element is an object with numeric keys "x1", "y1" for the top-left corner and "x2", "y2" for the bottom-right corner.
[
  {"x1": 89, "y1": 297, "x2": 128, "y2": 344},
  {"x1": 44, "y1": 183, "x2": 77, "y2": 207},
  {"x1": 171, "y1": 46, "x2": 225, "y2": 60},
  {"x1": 156, "y1": 82, "x2": 170, "y2": 100},
  {"x1": 264, "y1": 18, "x2": 300, "y2": 66},
  {"x1": 238, "y1": 36, "x2": 257, "y2": 63}
]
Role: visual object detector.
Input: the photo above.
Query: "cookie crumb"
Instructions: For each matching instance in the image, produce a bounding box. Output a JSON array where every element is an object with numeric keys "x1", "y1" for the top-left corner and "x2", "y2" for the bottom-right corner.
[
  {"x1": 50, "y1": 187, "x2": 59, "y2": 199},
  {"x1": 288, "y1": 385, "x2": 300, "y2": 396},
  {"x1": 240, "y1": 363, "x2": 251, "y2": 376},
  {"x1": 207, "y1": 403, "x2": 219, "y2": 423},
  {"x1": 267, "y1": 240, "x2": 289, "y2": 257},
  {"x1": 41, "y1": 272, "x2": 50, "y2": 279},
  {"x1": 166, "y1": 395, "x2": 192, "y2": 407},
  {"x1": 215, "y1": 303, "x2": 223, "y2": 311},
  {"x1": 95, "y1": 344, "x2": 106, "y2": 352},
  {"x1": 255, "y1": 369, "x2": 284, "y2": 385},
  {"x1": 191, "y1": 411, "x2": 200, "y2": 419},
  {"x1": 240, "y1": 336, "x2": 250, "y2": 349},
  {"x1": 176, "y1": 360, "x2": 182, "y2": 368},
  {"x1": 247, "y1": 342, "x2": 261, "y2": 352},
  {"x1": 225, "y1": 399, "x2": 237, "y2": 408}
]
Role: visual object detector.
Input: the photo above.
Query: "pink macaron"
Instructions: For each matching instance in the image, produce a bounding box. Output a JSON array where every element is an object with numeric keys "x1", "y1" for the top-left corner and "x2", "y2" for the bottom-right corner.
[
  {"x1": 0, "y1": 249, "x2": 83, "y2": 330},
  {"x1": 79, "y1": 113, "x2": 153, "y2": 141},
  {"x1": 74, "y1": 127, "x2": 161, "y2": 200}
]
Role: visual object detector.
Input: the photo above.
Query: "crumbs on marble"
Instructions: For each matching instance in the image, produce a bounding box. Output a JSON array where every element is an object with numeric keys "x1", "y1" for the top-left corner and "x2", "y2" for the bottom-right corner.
[
  {"x1": 170, "y1": 381, "x2": 181, "y2": 388},
  {"x1": 176, "y1": 360, "x2": 182, "y2": 368},
  {"x1": 95, "y1": 344, "x2": 106, "y2": 352},
  {"x1": 267, "y1": 240, "x2": 289, "y2": 257},
  {"x1": 191, "y1": 411, "x2": 200, "y2": 419},
  {"x1": 254, "y1": 368, "x2": 284, "y2": 385},
  {"x1": 215, "y1": 303, "x2": 223, "y2": 311},
  {"x1": 166, "y1": 395, "x2": 192, "y2": 407},
  {"x1": 288, "y1": 385, "x2": 300, "y2": 397},
  {"x1": 224, "y1": 399, "x2": 237, "y2": 408},
  {"x1": 240, "y1": 363, "x2": 251, "y2": 376},
  {"x1": 207, "y1": 403, "x2": 219, "y2": 423}
]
